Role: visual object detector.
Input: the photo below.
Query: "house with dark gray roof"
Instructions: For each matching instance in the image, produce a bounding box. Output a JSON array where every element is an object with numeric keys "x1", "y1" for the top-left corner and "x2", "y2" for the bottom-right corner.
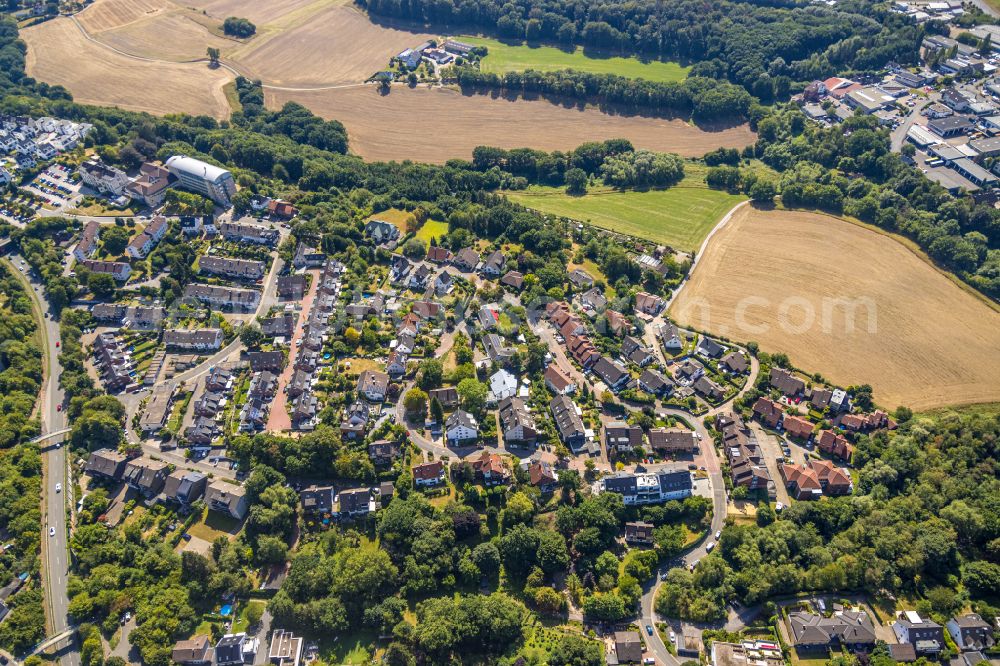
[
  {"x1": 789, "y1": 610, "x2": 877, "y2": 651},
  {"x1": 162, "y1": 470, "x2": 207, "y2": 506},
  {"x1": 893, "y1": 611, "x2": 945, "y2": 655},
  {"x1": 300, "y1": 485, "x2": 334, "y2": 514},
  {"x1": 337, "y1": 487, "x2": 373, "y2": 517},
  {"x1": 123, "y1": 458, "x2": 169, "y2": 498},
  {"x1": 638, "y1": 368, "x2": 673, "y2": 396},
  {"x1": 85, "y1": 448, "x2": 128, "y2": 481},
  {"x1": 592, "y1": 356, "x2": 629, "y2": 392},
  {"x1": 445, "y1": 409, "x2": 479, "y2": 445},
  {"x1": 498, "y1": 397, "x2": 538, "y2": 444},
  {"x1": 550, "y1": 394, "x2": 585, "y2": 451},
  {"x1": 947, "y1": 614, "x2": 994, "y2": 652},
  {"x1": 696, "y1": 335, "x2": 726, "y2": 359}
]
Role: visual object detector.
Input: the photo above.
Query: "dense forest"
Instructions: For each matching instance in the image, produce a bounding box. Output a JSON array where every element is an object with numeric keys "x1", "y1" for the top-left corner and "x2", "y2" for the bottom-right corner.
[
  {"x1": 359, "y1": 0, "x2": 923, "y2": 100},
  {"x1": 0, "y1": 262, "x2": 45, "y2": 653}
]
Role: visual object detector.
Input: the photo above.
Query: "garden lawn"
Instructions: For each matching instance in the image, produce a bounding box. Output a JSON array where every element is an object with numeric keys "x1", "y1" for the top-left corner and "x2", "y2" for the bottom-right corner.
[
  {"x1": 318, "y1": 629, "x2": 380, "y2": 665},
  {"x1": 232, "y1": 600, "x2": 265, "y2": 634},
  {"x1": 415, "y1": 219, "x2": 448, "y2": 243},
  {"x1": 507, "y1": 178, "x2": 745, "y2": 252},
  {"x1": 187, "y1": 507, "x2": 242, "y2": 541},
  {"x1": 367, "y1": 208, "x2": 412, "y2": 233},
  {"x1": 458, "y1": 35, "x2": 690, "y2": 83}
]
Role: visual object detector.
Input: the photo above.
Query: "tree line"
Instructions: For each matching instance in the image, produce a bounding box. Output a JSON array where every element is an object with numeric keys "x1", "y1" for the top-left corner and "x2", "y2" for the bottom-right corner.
[
  {"x1": 452, "y1": 67, "x2": 754, "y2": 121},
  {"x1": 0, "y1": 261, "x2": 45, "y2": 654}
]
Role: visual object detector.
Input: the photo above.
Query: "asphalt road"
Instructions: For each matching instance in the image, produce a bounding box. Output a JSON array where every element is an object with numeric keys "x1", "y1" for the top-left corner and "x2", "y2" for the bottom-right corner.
[
  {"x1": 10, "y1": 255, "x2": 79, "y2": 666},
  {"x1": 889, "y1": 91, "x2": 939, "y2": 153}
]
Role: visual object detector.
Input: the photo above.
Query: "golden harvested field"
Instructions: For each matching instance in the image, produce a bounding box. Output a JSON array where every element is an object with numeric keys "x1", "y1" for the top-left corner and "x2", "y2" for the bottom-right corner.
[
  {"x1": 670, "y1": 207, "x2": 1000, "y2": 411},
  {"x1": 266, "y1": 86, "x2": 756, "y2": 163},
  {"x1": 176, "y1": 0, "x2": 328, "y2": 28},
  {"x1": 95, "y1": 11, "x2": 231, "y2": 61},
  {"x1": 22, "y1": 18, "x2": 234, "y2": 118},
  {"x1": 235, "y1": 5, "x2": 433, "y2": 86},
  {"x1": 76, "y1": 0, "x2": 174, "y2": 32}
]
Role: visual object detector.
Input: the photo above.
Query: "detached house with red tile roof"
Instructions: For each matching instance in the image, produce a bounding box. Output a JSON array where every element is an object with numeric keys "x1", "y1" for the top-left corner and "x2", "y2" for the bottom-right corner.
[
  {"x1": 635, "y1": 291, "x2": 664, "y2": 315},
  {"x1": 753, "y1": 397, "x2": 784, "y2": 428},
  {"x1": 782, "y1": 460, "x2": 852, "y2": 499},
  {"x1": 816, "y1": 430, "x2": 854, "y2": 461},
  {"x1": 413, "y1": 460, "x2": 445, "y2": 487},
  {"x1": 544, "y1": 363, "x2": 576, "y2": 395},
  {"x1": 783, "y1": 415, "x2": 814, "y2": 440}
]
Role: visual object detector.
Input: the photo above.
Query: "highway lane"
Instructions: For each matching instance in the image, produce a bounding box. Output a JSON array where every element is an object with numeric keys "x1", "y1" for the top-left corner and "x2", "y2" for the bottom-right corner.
[{"x1": 9, "y1": 254, "x2": 79, "y2": 666}]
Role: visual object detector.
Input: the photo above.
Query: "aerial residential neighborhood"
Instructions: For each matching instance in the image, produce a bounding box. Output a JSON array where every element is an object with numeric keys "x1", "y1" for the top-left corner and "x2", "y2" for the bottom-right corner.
[{"x1": 0, "y1": 1, "x2": 998, "y2": 666}]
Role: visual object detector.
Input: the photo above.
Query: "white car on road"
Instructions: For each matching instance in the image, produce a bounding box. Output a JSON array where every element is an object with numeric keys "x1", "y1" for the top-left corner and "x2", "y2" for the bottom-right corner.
[
  {"x1": 55, "y1": 483, "x2": 61, "y2": 493},
  {"x1": 48, "y1": 526, "x2": 55, "y2": 537}
]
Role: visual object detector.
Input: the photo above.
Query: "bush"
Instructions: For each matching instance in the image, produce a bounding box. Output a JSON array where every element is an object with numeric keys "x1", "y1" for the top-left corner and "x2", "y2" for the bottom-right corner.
[{"x1": 222, "y1": 16, "x2": 256, "y2": 38}]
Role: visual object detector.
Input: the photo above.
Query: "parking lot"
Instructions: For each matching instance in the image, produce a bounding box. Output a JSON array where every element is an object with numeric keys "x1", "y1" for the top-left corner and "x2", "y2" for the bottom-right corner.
[{"x1": 25, "y1": 164, "x2": 82, "y2": 211}]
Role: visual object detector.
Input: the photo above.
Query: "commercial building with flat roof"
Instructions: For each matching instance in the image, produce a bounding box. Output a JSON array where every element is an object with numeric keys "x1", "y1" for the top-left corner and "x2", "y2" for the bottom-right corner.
[
  {"x1": 952, "y1": 158, "x2": 998, "y2": 186},
  {"x1": 927, "y1": 115, "x2": 973, "y2": 137}
]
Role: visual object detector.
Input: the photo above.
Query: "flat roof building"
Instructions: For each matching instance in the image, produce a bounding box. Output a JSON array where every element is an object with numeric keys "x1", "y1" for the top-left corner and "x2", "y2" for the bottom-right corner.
[{"x1": 927, "y1": 115, "x2": 973, "y2": 137}]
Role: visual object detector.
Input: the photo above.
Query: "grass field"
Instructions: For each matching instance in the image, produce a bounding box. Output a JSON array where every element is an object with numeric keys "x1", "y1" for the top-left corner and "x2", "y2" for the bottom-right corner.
[
  {"x1": 267, "y1": 86, "x2": 755, "y2": 163},
  {"x1": 459, "y1": 35, "x2": 690, "y2": 83},
  {"x1": 670, "y1": 207, "x2": 1000, "y2": 411},
  {"x1": 507, "y1": 171, "x2": 746, "y2": 252},
  {"x1": 415, "y1": 219, "x2": 449, "y2": 243}
]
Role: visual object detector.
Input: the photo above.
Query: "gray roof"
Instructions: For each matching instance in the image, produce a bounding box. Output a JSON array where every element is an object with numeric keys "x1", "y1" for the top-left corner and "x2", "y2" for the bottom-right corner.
[{"x1": 789, "y1": 611, "x2": 877, "y2": 646}]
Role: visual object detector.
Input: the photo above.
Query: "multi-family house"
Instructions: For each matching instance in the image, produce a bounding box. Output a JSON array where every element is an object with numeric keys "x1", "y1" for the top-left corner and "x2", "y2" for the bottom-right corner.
[
  {"x1": 600, "y1": 470, "x2": 693, "y2": 504},
  {"x1": 498, "y1": 397, "x2": 538, "y2": 445},
  {"x1": 446, "y1": 410, "x2": 479, "y2": 445},
  {"x1": 183, "y1": 283, "x2": 261, "y2": 311},
  {"x1": 205, "y1": 481, "x2": 248, "y2": 520},
  {"x1": 550, "y1": 394, "x2": 585, "y2": 451},
  {"x1": 163, "y1": 328, "x2": 224, "y2": 351}
]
